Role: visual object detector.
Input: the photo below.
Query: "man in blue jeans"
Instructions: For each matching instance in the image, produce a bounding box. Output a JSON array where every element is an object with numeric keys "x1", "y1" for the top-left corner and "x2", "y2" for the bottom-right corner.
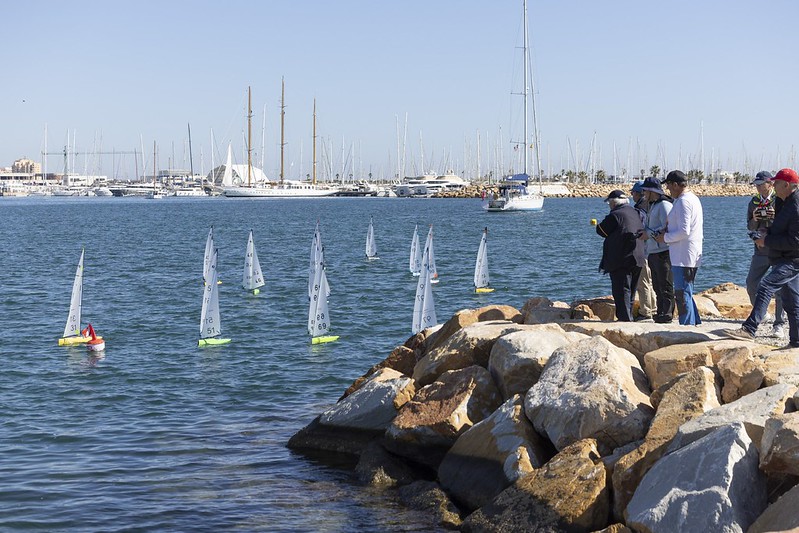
[{"x1": 723, "y1": 168, "x2": 799, "y2": 347}]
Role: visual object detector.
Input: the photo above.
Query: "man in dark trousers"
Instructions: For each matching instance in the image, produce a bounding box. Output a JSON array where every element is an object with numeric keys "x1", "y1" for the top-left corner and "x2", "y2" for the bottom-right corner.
[{"x1": 596, "y1": 189, "x2": 645, "y2": 321}]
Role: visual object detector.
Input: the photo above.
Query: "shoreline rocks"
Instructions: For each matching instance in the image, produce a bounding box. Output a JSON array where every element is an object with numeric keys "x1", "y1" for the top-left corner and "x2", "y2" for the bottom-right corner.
[
  {"x1": 434, "y1": 183, "x2": 755, "y2": 199},
  {"x1": 288, "y1": 282, "x2": 799, "y2": 532}
]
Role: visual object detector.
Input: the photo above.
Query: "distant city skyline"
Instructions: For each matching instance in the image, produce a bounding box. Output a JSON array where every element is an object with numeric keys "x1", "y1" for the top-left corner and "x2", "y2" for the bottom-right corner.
[{"x1": 2, "y1": 0, "x2": 797, "y2": 180}]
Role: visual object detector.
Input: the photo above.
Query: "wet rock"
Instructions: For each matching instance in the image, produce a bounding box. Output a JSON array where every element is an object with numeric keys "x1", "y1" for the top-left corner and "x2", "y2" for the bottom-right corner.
[
  {"x1": 354, "y1": 441, "x2": 418, "y2": 487},
  {"x1": 398, "y1": 480, "x2": 462, "y2": 530}
]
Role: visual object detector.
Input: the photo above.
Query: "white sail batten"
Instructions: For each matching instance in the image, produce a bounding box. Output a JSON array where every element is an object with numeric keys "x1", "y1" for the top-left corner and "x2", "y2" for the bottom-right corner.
[
  {"x1": 474, "y1": 228, "x2": 490, "y2": 289},
  {"x1": 365, "y1": 217, "x2": 378, "y2": 259},
  {"x1": 63, "y1": 249, "x2": 85, "y2": 338},
  {"x1": 243, "y1": 230, "x2": 265, "y2": 291},
  {"x1": 409, "y1": 225, "x2": 421, "y2": 276},
  {"x1": 200, "y1": 250, "x2": 223, "y2": 339}
]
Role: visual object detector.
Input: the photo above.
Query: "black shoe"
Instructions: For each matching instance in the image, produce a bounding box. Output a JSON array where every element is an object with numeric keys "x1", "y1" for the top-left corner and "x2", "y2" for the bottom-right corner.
[
  {"x1": 634, "y1": 314, "x2": 653, "y2": 322},
  {"x1": 653, "y1": 315, "x2": 673, "y2": 324}
]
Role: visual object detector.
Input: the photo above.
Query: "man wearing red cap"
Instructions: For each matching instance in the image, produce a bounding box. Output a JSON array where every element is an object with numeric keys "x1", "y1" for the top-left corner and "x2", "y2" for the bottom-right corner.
[{"x1": 723, "y1": 168, "x2": 799, "y2": 347}]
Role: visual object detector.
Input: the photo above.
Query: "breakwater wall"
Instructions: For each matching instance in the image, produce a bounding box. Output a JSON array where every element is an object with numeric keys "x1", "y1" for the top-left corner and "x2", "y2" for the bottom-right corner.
[
  {"x1": 288, "y1": 283, "x2": 799, "y2": 532},
  {"x1": 437, "y1": 183, "x2": 753, "y2": 199}
]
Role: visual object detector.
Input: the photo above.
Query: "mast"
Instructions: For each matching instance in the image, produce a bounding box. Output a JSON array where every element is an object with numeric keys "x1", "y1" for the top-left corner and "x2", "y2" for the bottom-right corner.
[
  {"x1": 188, "y1": 123, "x2": 194, "y2": 178},
  {"x1": 522, "y1": 0, "x2": 528, "y2": 178},
  {"x1": 280, "y1": 77, "x2": 285, "y2": 185},
  {"x1": 153, "y1": 141, "x2": 157, "y2": 190},
  {"x1": 247, "y1": 86, "x2": 253, "y2": 187},
  {"x1": 524, "y1": 0, "x2": 543, "y2": 187},
  {"x1": 312, "y1": 98, "x2": 317, "y2": 185}
]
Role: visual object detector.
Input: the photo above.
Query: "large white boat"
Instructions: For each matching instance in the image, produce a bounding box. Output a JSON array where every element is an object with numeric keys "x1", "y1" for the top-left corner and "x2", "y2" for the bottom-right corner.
[
  {"x1": 484, "y1": 174, "x2": 544, "y2": 211},
  {"x1": 395, "y1": 172, "x2": 470, "y2": 197},
  {"x1": 224, "y1": 180, "x2": 338, "y2": 197}
]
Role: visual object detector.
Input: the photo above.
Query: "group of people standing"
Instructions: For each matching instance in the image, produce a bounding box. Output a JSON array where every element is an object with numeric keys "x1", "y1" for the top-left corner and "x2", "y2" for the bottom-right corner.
[{"x1": 595, "y1": 167, "x2": 799, "y2": 350}]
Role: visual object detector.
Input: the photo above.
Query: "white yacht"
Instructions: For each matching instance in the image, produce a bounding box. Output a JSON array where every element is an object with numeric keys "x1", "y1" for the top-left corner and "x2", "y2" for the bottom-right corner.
[{"x1": 224, "y1": 180, "x2": 339, "y2": 197}]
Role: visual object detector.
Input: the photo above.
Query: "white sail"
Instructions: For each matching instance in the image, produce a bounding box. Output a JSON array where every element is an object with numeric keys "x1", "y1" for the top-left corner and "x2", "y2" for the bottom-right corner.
[
  {"x1": 308, "y1": 221, "x2": 329, "y2": 299},
  {"x1": 221, "y1": 143, "x2": 234, "y2": 187},
  {"x1": 63, "y1": 248, "x2": 84, "y2": 338},
  {"x1": 424, "y1": 225, "x2": 438, "y2": 283},
  {"x1": 474, "y1": 228, "x2": 490, "y2": 289},
  {"x1": 409, "y1": 225, "x2": 421, "y2": 276},
  {"x1": 365, "y1": 217, "x2": 378, "y2": 259},
  {"x1": 200, "y1": 249, "x2": 222, "y2": 339},
  {"x1": 203, "y1": 226, "x2": 215, "y2": 284},
  {"x1": 308, "y1": 263, "x2": 333, "y2": 338},
  {"x1": 412, "y1": 242, "x2": 437, "y2": 334},
  {"x1": 243, "y1": 229, "x2": 265, "y2": 291}
]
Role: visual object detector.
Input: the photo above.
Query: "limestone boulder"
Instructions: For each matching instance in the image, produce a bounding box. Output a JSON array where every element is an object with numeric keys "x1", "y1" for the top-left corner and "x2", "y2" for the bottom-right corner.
[
  {"x1": 341, "y1": 345, "x2": 418, "y2": 398},
  {"x1": 398, "y1": 480, "x2": 462, "y2": 530},
  {"x1": 707, "y1": 338, "x2": 773, "y2": 365},
  {"x1": 667, "y1": 383, "x2": 797, "y2": 453},
  {"x1": 747, "y1": 482, "x2": 799, "y2": 533},
  {"x1": 625, "y1": 422, "x2": 768, "y2": 533},
  {"x1": 559, "y1": 320, "x2": 715, "y2": 361},
  {"x1": 699, "y1": 282, "x2": 775, "y2": 319},
  {"x1": 762, "y1": 347, "x2": 799, "y2": 388},
  {"x1": 438, "y1": 395, "x2": 553, "y2": 511},
  {"x1": 423, "y1": 305, "x2": 523, "y2": 355},
  {"x1": 413, "y1": 320, "x2": 528, "y2": 386},
  {"x1": 571, "y1": 296, "x2": 616, "y2": 321},
  {"x1": 611, "y1": 367, "x2": 721, "y2": 521},
  {"x1": 520, "y1": 296, "x2": 572, "y2": 324},
  {"x1": 717, "y1": 348, "x2": 766, "y2": 403},
  {"x1": 384, "y1": 365, "x2": 502, "y2": 468},
  {"x1": 760, "y1": 412, "x2": 799, "y2": 476},
  {"x1": 487, "y1": 329, "x2": 576, "y2": 399},
  {"x1": 460, "y1": 439, "x2": 609, "y2": 533},
  {"x1": 524, "y1": 336, "x2": 654, "y2": 454},
  {"x1": 643, "y1": 343, "x2": 713, "y2": 390},
  {"x1": 320, "y1": 368, "x2": 415, "y2": 431},
  {"x1": 694, "y1": 294, "x2": 722, "y2": 318}
]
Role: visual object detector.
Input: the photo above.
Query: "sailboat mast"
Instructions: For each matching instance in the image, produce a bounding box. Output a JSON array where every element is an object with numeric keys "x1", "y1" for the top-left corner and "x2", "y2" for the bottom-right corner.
[
  {"x1": 280, "y1": 77, "x2": 285, "y2": 185},
  {"x1": 152, "y1": 141, "x2": 157, "y2": 190},
  {"x1": 523, "y1": 0, "x2": 528, "y2": 178},
  {"x1": 247, "y1": 86, "x2": 253, "y2": 187},
  {"x1": 188, "y1": 123, "x2": 194, "y2": 178},
  {"x1": 312, "y1": 98, "x2": 317, "y2": 185}
]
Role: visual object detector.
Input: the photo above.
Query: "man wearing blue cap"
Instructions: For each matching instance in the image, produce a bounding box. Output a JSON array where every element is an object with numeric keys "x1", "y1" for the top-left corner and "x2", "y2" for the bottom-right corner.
[
  {"x1": 639, "y1": 177, "x2": 675, "y2": 322},
  {"x1": 631, "y1": 180, "x2": 656, "y2": 320}
]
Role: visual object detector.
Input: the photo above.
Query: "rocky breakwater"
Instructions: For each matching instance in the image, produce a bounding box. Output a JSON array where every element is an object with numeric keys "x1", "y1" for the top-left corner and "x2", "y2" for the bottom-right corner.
[
  {"x1": 434, "y1": 183, "x2": 752, "y2": 199},
  {"x1": 288, "y1": 284, "x2": 799, "y2": 532}
]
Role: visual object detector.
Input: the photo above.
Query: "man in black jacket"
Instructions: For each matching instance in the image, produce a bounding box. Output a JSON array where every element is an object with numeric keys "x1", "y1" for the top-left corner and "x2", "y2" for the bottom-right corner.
[
  {"x1": 723, "y1": 168, "x2": 799, "y2": 347},
  {"x1": 596, "y1": 189, "x2": 645, "y2": 321}
]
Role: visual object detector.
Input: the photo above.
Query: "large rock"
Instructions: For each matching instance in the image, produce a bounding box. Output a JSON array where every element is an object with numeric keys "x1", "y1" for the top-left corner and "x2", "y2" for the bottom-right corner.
[
  {"x1": 694, "y1": 294, "x2": 723, "y2": 318},
  {"x1": 611, "y1": 367, "x2": 721, "y2": 521},
  {"x1": 559, "y1": 321, "x2": 715, "y2": 361},
  {"x1": 461, "y1": 439, "x2": 609, "y2": 532},
  {"x1": 643, "y1": 343, "x2": 713, "y2": 390},
  {"x1": 571, "y1": 296, "x2": 616, "y2": 321},
  {"x1": 717, "y1": 348, "x2": 766, "y2": 403},
  {"x1": 354, "y1": 441, "x2": 418, "y2": 487},
  {"x1": 398, "y1": 480, "x2": 462, "y2": 530},
  {"x1": 320, "y1": 368, "x2": 415, "y2": 431},
  {"x1": 520, "y1": 296, "x2": 572, "y2": 324},
  {"x1": 384, "y1": 365, "x2": 502, "y2": 468},
  {"x1": 487, "y1": 329, "x2": 580, "y2": 399},
  {"x1": 699, "y1": 282, "x2": 773, "y2": 319},
  {"x1": 747, "y1": 482, "x2": 799, "y2": 533},
  {"x1": 423, "y1": 305, "x2": 523, "y2": 355},
  {"x1": 413, "y1": 320, "x2": 533, "y2": 386},
  {"x1": 626, "y1": 422, "x2": 768, "y2": 532},
  {"x1": 668, "y1": 383, "x2": 797, "y2": 453},
  {"x1": 438, "y1": 395, "x2": 553, "y2": 511},
  {"x1": 287, "y1": 416, "x2": 380, "y2": 457},
  {"x1": 760, "y1": 412, "x2": 799, "y2": 476},
  {"x1": 341, "y1": 345, "x2": 418, "y2": 398},
  {"x1": 762, "y1": 347, "x2": 799, "y2": 388},
  {"x1": 525, "y1": 336, "x2": 654, "y2": 453}
]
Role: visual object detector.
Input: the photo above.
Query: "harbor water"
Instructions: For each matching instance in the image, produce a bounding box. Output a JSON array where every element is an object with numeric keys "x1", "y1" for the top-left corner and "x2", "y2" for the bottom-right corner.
[{"x1": 0, "y1": 196, "x2": 752, "y2": 531}]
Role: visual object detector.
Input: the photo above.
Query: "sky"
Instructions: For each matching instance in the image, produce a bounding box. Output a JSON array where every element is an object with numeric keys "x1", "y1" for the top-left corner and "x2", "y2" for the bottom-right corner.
[{"x1": 2, "y1": 0, "x2": 798, "y2": 181}]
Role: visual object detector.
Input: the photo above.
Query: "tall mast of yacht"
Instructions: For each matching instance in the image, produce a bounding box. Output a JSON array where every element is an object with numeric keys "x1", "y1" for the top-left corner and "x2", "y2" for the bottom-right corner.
[
  {"x1": 188, "y1": 123, "x2": 194, "y2": 179},
  {"x1": 153, "y1": 141, "x2": 157, "y2": 190},
  {"x1": 247, "y1": 86, "x2": 253, "y2": 187},
  {"x1": 522, "y1": 0, "x2": 528, "y2": 178},
  {"x1": 312, "y1": 98, "x2": 317, "y2": 185},
  {"x1": 280, "y1": 77, "x2": 285, "y2": 185},
  {"x1": 524, "y1": 0, "x2": 543, "y2": 186}
]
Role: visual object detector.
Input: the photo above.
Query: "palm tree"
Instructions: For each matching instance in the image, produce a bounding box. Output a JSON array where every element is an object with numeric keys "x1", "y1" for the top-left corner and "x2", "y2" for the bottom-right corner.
[{"x1": 650, "y1": 165, "x2": 661, "y2": 178}]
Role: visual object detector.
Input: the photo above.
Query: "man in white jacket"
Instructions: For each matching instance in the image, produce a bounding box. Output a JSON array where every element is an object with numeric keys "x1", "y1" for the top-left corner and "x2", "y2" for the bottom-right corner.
[{"x1": 654, "y1": 170, "x2": 703, "y2": 325}]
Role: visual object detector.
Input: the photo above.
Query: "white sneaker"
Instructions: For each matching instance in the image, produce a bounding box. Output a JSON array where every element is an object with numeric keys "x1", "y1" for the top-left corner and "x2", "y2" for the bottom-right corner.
[{"x1": 772, "y1": 324, "x2": 786, "y2": 338}]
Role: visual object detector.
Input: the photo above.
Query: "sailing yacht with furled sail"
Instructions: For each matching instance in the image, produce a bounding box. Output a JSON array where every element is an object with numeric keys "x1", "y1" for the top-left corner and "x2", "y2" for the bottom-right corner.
[
  {"x1": 484, "y1": 0, "x2": 544, "y2": 212},
  {"x1": 474, "y1": 227, "x2": 495, "y2": 293},
  {"x1": 365, "y1": 216, "x2": 379, "y2": 260},
  {"x1": 243, "y1": 229, "x2": 265, "y2": 295},
  {"x1": 199, "y1": 249, "x2": 231, "y2": 347},
  {"x1": 412, "y1": 239, "x2": 437, "y2": 334},
  {"x1": 409, "y1": 224, "x2": 422, "y2": 276}
]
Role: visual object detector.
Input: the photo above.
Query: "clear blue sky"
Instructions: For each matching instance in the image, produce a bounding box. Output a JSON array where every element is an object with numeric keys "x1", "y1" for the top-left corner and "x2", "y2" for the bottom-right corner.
[{"x1": 2, "y1": 0, "x2": 797, "y2": 181}]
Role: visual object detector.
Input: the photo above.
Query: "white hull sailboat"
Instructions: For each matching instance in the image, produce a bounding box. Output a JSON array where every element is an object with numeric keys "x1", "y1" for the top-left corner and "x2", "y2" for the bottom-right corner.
[
  {"x1": 474, "y1": 227, "x2": 495, "y2": 293},
  {"x1": 484, "y1": 0, "x2": 544, "y2": 213},
  {"x1": 412, "y1": 239, "x2": 437, "y2": 334},
  {"x1": 423, "y1": 225, "x2": 439, "y2": 284},
  {"x1": 365, "y1": 216, "x2": 379, "y2": 260},
  {"x1": 243, "y1": 229, "x2": 265, "y2": 295},
  {"x1": 199, "y1": 249, "x2": 231, "y2": 347},
  {"x1": 58, "y1": 248, "x2": 98, "y2": 346},
  {"x1": 409, "y1": 224, "x2": 422, "y2": 276},
  {"x1": 308, "y1": 223, "x2": 339, "y2": 344}
]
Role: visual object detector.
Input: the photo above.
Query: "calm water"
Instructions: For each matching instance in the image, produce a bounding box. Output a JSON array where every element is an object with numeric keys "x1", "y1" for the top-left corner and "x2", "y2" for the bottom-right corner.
[{"x1": 0, "y1": 196, "x2": 751, "y2": 531}]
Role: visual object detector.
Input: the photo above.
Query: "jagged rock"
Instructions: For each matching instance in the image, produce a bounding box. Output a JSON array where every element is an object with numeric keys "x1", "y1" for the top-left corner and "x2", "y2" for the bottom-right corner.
[
  {"x1": 612, "y1": 367, "x2": 721, "y2": 521},
  {"x1": 760, "y1": 412, "x2": 799, "y2": 476},
  {"x1": 698, "y1": 282, "x2": 772, "y2": 319},
  {"x1": 412, "y1": 320, "x2": 527, "y2": 386},
  {"x1": 668, "y1": 383, "x2": 797, "y2": 453},
  {"x1": 398, "y1": 480, "x2": 462, "y2": 530},
  {"x1": 559, "y1": 321, "x2": 715, "y2": 361},
  {"x1": 384, "y1": 365, "x2": 502, "y2": 468},
  {"x1": 520, "y1": 296, "x2": 572, "y2": 324},
  {"x1": 694, "y1": 294, "x2": 723, "y2": 318},
  {"x1": 403, "y1": 325, "x2": 440, "y2": 352},
  {"x1": 625, "y1": 422, "x2": 768, "y2": 533},
  {"x1": 707, "y1": 339, "x2": 773, "y2": 365},
  {"x1": 571, "y1": 296, "x2": 616, "y2": 321},
  {"x1": 762, "y1": 347, "x2": 799, "y2": 388},
  {"x1": 525, "y1": 336, "x2": 654, "y2": 454},
  {"x1": 643, "y1": 343, "x2": 713, "y2": 390},
  {"x1": 461, "y1": 439, "x2": 609, "y2": 532},
  {"x1": 487, "y1": 329, "x2": 577, "y2": 399},
  {"x1": 287, "y1": 416, "x2": 381, "y2": 457},
  {"x1": 341, "y1": 346, "x2": 418, "y2": 398},
  {"x1": 593, "y1": 525, "x2": 633, "y2": 533},
  {"x1": 354, "y1": 440, "x2": 418, "y2": 487},
  {"x1": 718, "y1": 348, "x2": 766, "y2": 403},
  {"x1": 320, "y1": 368, "x2": 415, "y2": 431},
  {"x1": 438, "y1": 395, "x2": 553, "y2": 511},
  {"x1": 423, "y1": 305, "x2": 523, "y2": 355},
  {"x1": 747, "y1": 482, "x2": 799, "y2": 533}
]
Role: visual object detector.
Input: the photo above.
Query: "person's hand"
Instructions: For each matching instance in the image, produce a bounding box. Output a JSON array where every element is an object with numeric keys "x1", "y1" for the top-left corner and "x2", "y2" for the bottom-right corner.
[
  {"x1": 755, "y1": 236, "x2": 766, "y2": 248},
  {"x1": 654, "y1": 232, "x2": 666, "y2": 244},
  {"x1": 639, "y1": 231, "x2": 649, "y2": 241}
]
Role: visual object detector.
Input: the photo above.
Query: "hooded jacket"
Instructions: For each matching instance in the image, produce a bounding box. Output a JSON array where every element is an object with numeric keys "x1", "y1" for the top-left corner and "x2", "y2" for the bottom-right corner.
[
  {"x1": 764, "y1": 189, "x2": 799, "y2": 265},
  {"x1": 596, "y1": 203, "x2": 645, "y2": 273}
]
